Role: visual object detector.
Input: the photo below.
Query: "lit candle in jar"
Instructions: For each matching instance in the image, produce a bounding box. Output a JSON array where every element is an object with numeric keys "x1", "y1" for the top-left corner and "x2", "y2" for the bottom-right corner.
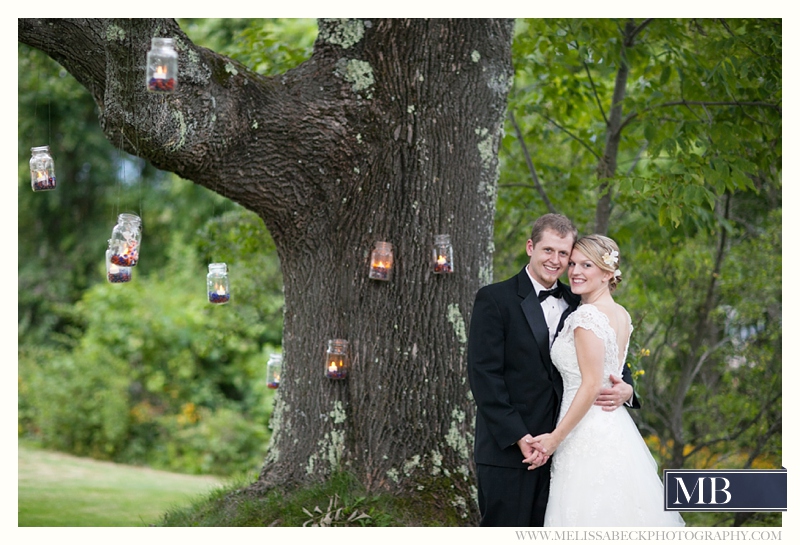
[
  {"x1": 208, "y1": 282, "x2": 230, "y2": 303},
  {"x1": 326, "y1": 357, "x2": 345, "y2": 379},
  {"x1": 371, "y1": 260, "x2": 389, "y2": 280},
  {"x1": 153, "y1": 65, "x2": 167, "y2": 79},
  {"x1": 432, "y1": 234, "x2": 454, "y2": 274},
  {"x1": 111, "y1": 241, "x2": 138, "y2": 267},
  {"x1": 209, "y1": 283, "x2": 229, "y2": 303},
  {"x1": 106, "y1": 249, "x2": 132, "y2": 283},
  {"x1": 207, "y1": 263, "x2": 230, "y2": 304},
  {"x1": 368, "y1": 241, "x2": 394, "y2": 281}
]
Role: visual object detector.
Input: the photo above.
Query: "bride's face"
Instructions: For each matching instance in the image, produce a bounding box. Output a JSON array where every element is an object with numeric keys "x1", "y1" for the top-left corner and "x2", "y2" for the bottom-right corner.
[{"x1": 568, "y1": 248, "x2": 613, "y2": 295}]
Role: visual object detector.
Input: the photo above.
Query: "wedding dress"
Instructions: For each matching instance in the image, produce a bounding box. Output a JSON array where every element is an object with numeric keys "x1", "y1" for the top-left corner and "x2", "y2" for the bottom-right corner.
[{"x1": 544, "y1": 304, "x2": 685, "y2": 527}]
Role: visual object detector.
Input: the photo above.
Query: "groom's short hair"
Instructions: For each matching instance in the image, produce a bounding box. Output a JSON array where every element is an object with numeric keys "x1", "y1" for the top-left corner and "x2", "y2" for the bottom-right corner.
[{"x1": 530, "y1": 213, "x2": 578, "y2": 246}]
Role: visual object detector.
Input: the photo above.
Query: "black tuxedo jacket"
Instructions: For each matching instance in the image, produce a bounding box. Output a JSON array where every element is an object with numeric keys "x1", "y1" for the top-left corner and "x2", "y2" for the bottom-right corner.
[{"x1": 467, "y1": 267, "x2": 637, "y2": 469}]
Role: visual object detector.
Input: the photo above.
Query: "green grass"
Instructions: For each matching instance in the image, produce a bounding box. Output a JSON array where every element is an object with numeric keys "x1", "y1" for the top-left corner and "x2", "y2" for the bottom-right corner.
[
  {"x1": 18, "y1": 443, "x2": 226, "y2": 527},
  {"x1": 157, "y1": 471, "x2": 467, "y2": 527}
]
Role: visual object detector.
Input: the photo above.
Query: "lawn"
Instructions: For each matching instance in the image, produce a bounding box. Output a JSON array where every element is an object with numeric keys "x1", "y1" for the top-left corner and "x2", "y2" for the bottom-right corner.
[{"x1": 18, "y1": 444, "x2": 225, "y2": 526}]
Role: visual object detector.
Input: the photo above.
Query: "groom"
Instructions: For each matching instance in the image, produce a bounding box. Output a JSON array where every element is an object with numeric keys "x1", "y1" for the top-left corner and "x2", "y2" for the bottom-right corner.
[{"x1": 467, "y1": 214, "x2": 639, "y2": 526}]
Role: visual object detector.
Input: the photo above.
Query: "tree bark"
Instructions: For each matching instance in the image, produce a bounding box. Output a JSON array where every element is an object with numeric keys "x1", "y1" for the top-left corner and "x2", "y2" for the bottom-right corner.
[{"x1": 19, "y1": 18, "x2": 515, "y2": 521}]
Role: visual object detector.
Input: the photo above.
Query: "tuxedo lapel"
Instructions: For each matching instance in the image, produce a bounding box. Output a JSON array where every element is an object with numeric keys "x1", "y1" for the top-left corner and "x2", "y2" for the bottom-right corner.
[{"x1": 517, "y1": 270, "x2": 554, "y2": 375}]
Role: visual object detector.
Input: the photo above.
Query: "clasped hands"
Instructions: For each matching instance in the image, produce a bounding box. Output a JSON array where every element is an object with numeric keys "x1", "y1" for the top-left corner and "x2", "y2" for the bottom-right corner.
[
  {"x1": 520, "y1": 374, "x2": 633, "y2": 470},
  {"x1": 519, "y1": 433, "x2": 555, "y2": 470}
]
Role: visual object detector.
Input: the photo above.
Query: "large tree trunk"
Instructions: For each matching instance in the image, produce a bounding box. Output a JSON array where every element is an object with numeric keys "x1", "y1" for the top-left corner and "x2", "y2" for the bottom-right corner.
[{"x1": 19, "y1": 18, "x2": 515, "y2": 520}]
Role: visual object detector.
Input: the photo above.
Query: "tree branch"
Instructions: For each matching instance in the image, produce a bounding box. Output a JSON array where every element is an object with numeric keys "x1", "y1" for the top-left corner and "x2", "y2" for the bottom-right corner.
[
  {"x1": 626, "y1": 18, "x2": 654, "y2": 46},
  {"x1": 508, "y1": 110, "x2": 558, "y2": 214},
  {"x1": 533, "y1": 110, "x2": 602, "y2": 161},
  {"x1": 583, "y1": 61, "x2": 609, "y2": 126},
  {"x1": 620, "y1": 99, "x2": 781, "y2": 133},
  {"x1": 17, "y1": 18, "x2": 363, "y2": 235}
]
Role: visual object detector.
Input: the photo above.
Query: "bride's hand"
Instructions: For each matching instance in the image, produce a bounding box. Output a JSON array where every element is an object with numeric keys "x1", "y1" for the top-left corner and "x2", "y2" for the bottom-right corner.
[{"x1": 530, "y1": 432, "x2": 561, "y2": 456}]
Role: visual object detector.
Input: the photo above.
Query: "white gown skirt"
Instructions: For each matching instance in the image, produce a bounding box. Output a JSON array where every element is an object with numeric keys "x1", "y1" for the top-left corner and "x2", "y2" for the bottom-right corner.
[{"x1": 544, "y1": 404, "x2": 685, "y2": 527}]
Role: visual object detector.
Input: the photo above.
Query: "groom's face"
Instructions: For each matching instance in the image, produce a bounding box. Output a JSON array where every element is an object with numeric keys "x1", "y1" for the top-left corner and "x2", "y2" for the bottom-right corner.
[{"x1": 526, "y1": 229, "x2": 573, "y2": 288}]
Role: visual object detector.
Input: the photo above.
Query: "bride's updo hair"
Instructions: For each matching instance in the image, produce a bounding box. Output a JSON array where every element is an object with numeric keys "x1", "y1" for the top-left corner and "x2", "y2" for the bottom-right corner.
[{"x1": 573, "y1": 234, "x2": 623, "y2": 293}]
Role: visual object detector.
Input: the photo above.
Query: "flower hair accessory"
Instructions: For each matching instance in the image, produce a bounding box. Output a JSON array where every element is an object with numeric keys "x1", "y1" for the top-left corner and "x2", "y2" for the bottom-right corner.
[
  {"x1": 614, "y1": 269, "x2": 622, "y2": 279},
  {"x1": 602, "y1": 250, "x2": 619, "y2": 266}
]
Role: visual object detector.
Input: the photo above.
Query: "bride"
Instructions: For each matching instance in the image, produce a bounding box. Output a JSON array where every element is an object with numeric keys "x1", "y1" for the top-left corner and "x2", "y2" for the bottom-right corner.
[{"x1": 527, "y1": 234, "x2": 685, "y2": 527}]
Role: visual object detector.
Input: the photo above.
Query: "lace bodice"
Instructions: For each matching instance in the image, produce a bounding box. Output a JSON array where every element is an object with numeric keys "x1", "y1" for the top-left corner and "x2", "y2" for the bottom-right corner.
[{"x1": 551, "y1": 304, "x2": 631, "y2": 412}]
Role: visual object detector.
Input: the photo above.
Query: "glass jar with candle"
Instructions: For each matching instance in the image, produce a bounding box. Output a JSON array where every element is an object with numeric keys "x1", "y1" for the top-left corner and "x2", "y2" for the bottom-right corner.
[
  {"x1": 368, "y1": 241, "x2": 394, "y2": 281},
  {"x1": 109, "y1": 213, "x2": 142, "y2": 267},
  {"x1": 432, "y1": 234, "x2": 454, "y2": 274},
  {"x1": 106, "y1": 248, "x2": 132, "y2": 283},
  {"x1": 30, "y1": 146, "x2": 56, "y2": 192},
  {"x1": 266, "y1": 353, "x2": 282, "y2": 389},
  {"x1": 146, "y1": 37, "x2": 178, "y2": 92},
  {"x1": 325, "y1": 339, "x2": 349, "y2": 380},
  {"x1": 207, "y1": 263, "x2": 230, "y2": 304}
]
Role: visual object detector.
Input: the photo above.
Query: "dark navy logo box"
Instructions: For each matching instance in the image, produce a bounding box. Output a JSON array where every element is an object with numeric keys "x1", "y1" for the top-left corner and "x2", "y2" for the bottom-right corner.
[{"x1": 664, "y1": 468, "x2": 787, "y2": 512}]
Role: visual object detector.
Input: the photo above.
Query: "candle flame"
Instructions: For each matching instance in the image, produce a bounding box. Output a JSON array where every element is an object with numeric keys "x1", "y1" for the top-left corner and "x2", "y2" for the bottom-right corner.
[
  {"x1": 328, "y1": 358, "x2": 342, "y2": 372},
  {"x1": 216, "y1": 284, "x2": 227, "y2": 295},
  {"x1": 155, "y1": 65, "x2": 167, "y2": 76},
  {"x1": 437, "y1": 255, "x2": 447, "y2": 265}
]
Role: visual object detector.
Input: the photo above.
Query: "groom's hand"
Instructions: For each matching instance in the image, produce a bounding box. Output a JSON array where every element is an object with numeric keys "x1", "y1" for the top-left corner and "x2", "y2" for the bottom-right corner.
[
  {"x1": 517, "y1": 434, "x2": 536, "y2": 460},
  {"x1": 594, "y1": 374, "x2": 633, "y2": 411},
  {"x1": 519, "y1": 435, "x2": 549, "y2": 469}
]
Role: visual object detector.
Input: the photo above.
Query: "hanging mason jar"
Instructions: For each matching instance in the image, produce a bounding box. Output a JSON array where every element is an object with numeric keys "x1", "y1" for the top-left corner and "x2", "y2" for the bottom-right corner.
[
  {"x1": 30, "y1": 145, "x2": 56, "y2": 192},
  {"x1": 266, "y1": 353, "x2": 282, "y2": 389},
  {"x1": 109, "y1": 213, "x2": 142, "y2": 267},
  {"x1": 146, "y1": 37, "x2": 178, "y2": 93},
  {"x1": 207, "y1": 263, "x2": 231, "y2": 304},
  {"x1": 432, "y1": 234, "x2": 454, "y2": 274},
  {"x1": 368, "y1": 241, "x2": 394, "y2": 281},
  {"x1": 106, "y1": 248, "x2": 132, "y2": 284},
  {"x1": 325, "y1": 339, "x2": 349, "y2": 380}
]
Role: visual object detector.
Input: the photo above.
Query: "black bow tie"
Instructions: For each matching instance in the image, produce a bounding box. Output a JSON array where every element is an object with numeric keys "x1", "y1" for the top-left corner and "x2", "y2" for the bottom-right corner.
[{"x1": 538, "y1": 285, "x2": 563, "y2": 302}]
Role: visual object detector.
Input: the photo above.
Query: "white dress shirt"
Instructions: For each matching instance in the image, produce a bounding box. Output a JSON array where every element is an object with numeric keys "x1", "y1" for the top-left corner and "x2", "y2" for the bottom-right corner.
[{"x1": 525, "y1": 267, "x2": 568, "y2": 348}]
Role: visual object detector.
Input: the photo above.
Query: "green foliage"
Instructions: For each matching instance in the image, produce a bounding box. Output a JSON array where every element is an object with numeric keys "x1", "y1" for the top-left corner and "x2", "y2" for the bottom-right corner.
[
  {"x1": 498, "y1": 20, "x2": 781, "y2": 529},
  {"x1": 18, "y1": 175, "x2": 284, "y2": 474},
  {"x1": 154, "y1": 406, "x2": 269, "y2": 476},
  {"x1": 19, "y1": 43, "x2": 127, "y2": 347},
  {"x1": 18, "y1": 249, "x2": 280, "y2": 474},
  {"x1": 19, "y1": 346, "x2": 130, "y2": 459},
  {"x1": 179, "y1": 18, "x2": 316, "y2": 75},
  {"x1": 19, "y1": 35, "x2": 284, "y2": 474},
  {"x1": 504, "y1": 18, "x2": 780, "y2": 239}
]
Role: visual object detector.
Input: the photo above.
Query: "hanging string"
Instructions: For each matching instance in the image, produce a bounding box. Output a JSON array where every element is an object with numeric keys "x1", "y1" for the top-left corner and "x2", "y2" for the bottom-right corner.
[
  {"x1": 30, "y1": 52, "x2": 40, "y2": 145},
  {"x1": 132, "y1": 21, "x2": 145, "y2": 225},
  {"x1": 47, "y1": 94, "x2": 51, "y2": 146}
]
